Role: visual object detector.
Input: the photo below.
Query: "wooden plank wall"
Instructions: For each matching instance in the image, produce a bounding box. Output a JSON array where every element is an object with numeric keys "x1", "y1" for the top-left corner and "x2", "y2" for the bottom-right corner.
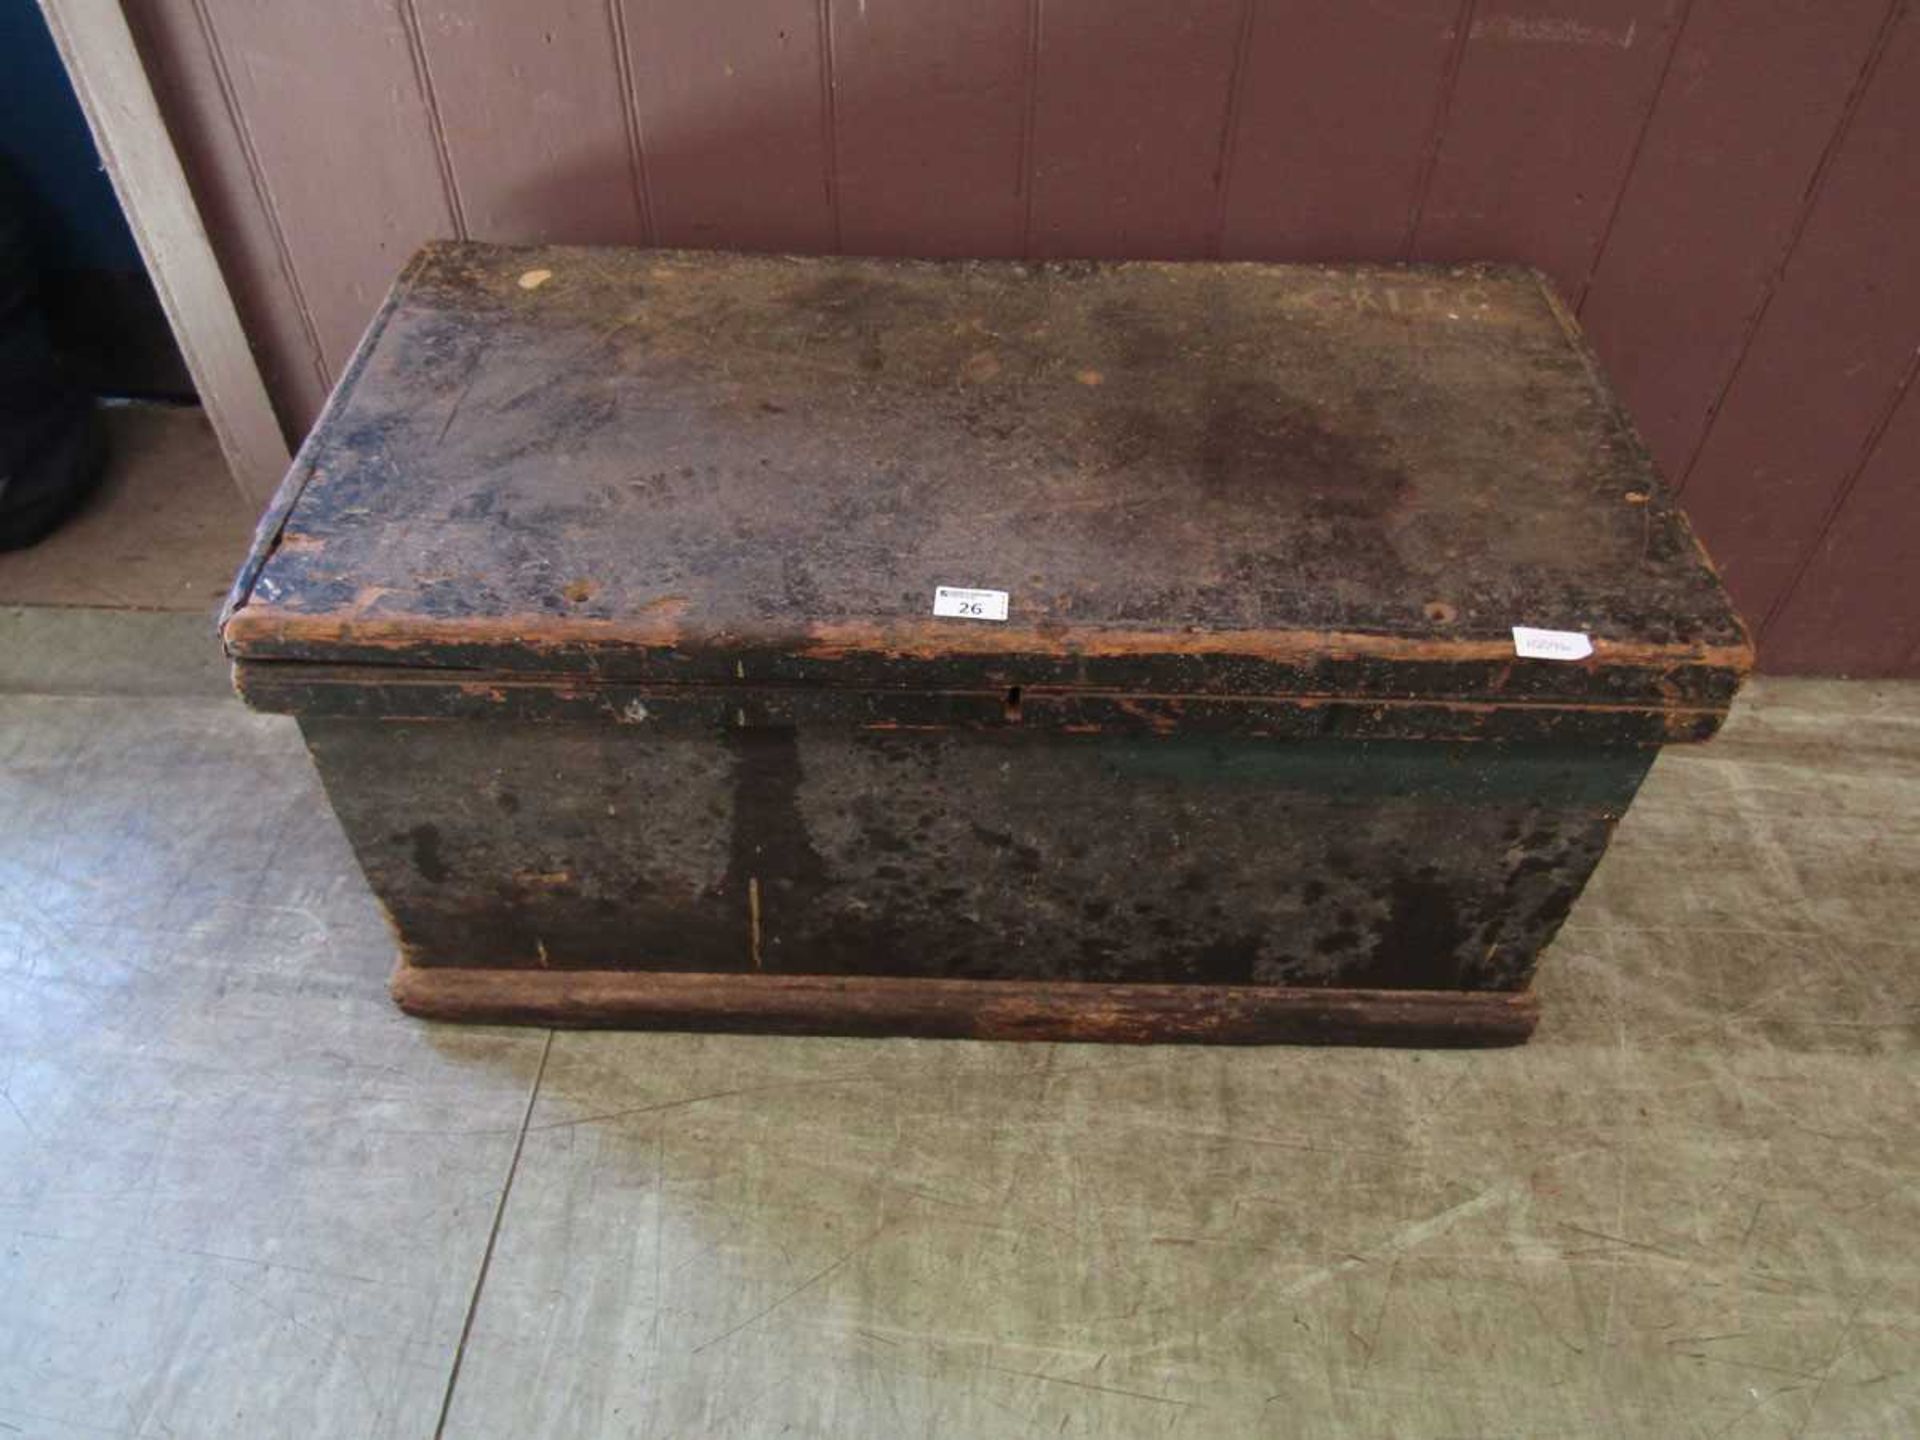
[{"x1": 126, "y1": 0, "x2": 1920, "y2": 676}]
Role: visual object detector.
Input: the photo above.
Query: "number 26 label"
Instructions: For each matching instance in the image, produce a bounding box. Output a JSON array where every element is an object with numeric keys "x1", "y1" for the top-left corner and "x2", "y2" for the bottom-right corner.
[{"x1": 933, "y1": 586, "x2": 1010, "y2": 622}]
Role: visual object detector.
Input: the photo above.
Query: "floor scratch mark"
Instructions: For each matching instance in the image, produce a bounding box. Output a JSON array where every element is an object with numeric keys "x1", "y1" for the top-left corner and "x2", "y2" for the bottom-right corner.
[
  {"x1": 692, "y1": 1223, "x2": 892, "y2": 1354},
  {"x1": 974, "y1": 1362, "x2": 1192, "y2": 1409},
  {"x1": 431, "y1": 1028, "x2": 554, "y2": 1439}
]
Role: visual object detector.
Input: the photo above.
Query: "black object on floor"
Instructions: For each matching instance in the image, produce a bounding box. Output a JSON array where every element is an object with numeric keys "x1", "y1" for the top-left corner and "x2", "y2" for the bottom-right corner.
[{"x1": 0, "y1": 160, "x2": 106, "y2": 551}]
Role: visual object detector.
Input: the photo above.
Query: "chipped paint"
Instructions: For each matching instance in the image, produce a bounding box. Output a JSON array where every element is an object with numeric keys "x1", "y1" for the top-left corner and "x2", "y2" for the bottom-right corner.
[{"x1": 222, "y1": 245, "x2": 1748, "y2": 733}]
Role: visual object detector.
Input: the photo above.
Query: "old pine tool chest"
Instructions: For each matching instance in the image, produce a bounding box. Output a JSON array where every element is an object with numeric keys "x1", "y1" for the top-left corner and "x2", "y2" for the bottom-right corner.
[{"x1": 221, "y1": 243, "x2": 1748, "y2": 1046}]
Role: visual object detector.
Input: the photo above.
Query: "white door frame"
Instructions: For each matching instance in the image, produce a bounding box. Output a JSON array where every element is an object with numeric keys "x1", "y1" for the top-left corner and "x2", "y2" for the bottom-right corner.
[{"x1": 35, "y1": 0, "x2": 289, "y2": 507}]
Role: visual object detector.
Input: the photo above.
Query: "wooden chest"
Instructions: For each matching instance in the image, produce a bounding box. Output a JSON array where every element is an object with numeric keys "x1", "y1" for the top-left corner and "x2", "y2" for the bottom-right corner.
[{"x1": 221, "y1": 244, "x2": 1749, "y2": 1045}]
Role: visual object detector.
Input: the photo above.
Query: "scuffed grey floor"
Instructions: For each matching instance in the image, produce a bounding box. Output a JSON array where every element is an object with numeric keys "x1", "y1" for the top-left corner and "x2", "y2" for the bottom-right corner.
[{"x1": 1, "y1": 609, "x2": 1915, "y2": 1438}]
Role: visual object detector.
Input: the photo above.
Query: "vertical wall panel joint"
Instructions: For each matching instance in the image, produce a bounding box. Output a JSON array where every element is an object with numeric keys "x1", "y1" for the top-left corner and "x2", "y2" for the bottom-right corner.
[
  {"x1": 183, "y1": 0, "x2": 329, "y2": 392},
  {"x1": 1402, "y1": 0, "x2": 1477, "y2": 260},
  {"x1": 395, "y1": 0, "x2": 468, "y2": 238},
  {"x1": 1575, "y1": 0, "x2": 1697, "y2": 313},
  {"x1": 817, "y1": 0, "x2": 843, "y2": 252},
  {"x1": 1676, "y1": 0, "x2": 1909, "y2": 493},
  {"x1": 1017, "y1": 0, "x2": 1043, "y2": 257},
  {"x1": 606, "y1": 0, "x2": 656, "y2": 245},
  {"x1": 1760, "y1": 344, "x2": 1920, "y2": 640},
  {"x1": 1207, "y1": 0, "x2": 1261, "y2": 259}
]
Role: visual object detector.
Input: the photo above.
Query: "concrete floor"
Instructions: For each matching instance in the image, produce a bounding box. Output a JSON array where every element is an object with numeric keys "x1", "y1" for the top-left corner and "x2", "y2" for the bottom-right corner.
[{"x1": 0, "y1": 600, "x2": 1913, "y2": 1438}]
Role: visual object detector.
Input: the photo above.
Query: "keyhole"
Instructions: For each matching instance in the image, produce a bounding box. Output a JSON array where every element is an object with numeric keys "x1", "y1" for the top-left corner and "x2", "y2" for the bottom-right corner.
[{"x1": 1004, "y1": 685, "x2": 1023, "y2": 723}]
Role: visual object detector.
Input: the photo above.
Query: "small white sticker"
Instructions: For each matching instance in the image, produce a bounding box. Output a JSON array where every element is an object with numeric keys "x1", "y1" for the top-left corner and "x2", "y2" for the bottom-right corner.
[
  {"x1": 933, "y1": 585, "x2": 1009, "y2": 622},
  {"x1": 1512, "y1": 626, "x2": 1594, "y2": 662}
]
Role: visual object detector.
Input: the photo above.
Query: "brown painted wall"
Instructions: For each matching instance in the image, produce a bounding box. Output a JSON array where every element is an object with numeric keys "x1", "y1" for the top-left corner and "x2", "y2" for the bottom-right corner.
[{"x1": 127, "y1": 0, "x2": 1920, "y2": 676}]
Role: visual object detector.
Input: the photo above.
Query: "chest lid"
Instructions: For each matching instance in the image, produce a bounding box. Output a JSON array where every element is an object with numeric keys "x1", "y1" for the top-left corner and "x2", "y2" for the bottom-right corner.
[{"x1": 222, "y1": 243, "x2": 1749, "y2": 737}]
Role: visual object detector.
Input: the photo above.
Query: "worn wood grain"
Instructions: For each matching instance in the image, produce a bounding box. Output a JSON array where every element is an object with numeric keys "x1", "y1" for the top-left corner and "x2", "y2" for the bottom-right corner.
[
  {"x1": 302, "y1": 714, "x2": 1648, "y2": 995},
  {"x1": 220, "y1": 246, "x2": 1748, "y2": 715},
  {"x1": 215, "y1": 248, "x2": 1742, "y2": 1036},
  {"x1": 391, "y1": 965, "x2": 1542, "y2": 1045},
  {"x1": 233, "y1": 663, "x2": 1732, "y2": 745}
]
